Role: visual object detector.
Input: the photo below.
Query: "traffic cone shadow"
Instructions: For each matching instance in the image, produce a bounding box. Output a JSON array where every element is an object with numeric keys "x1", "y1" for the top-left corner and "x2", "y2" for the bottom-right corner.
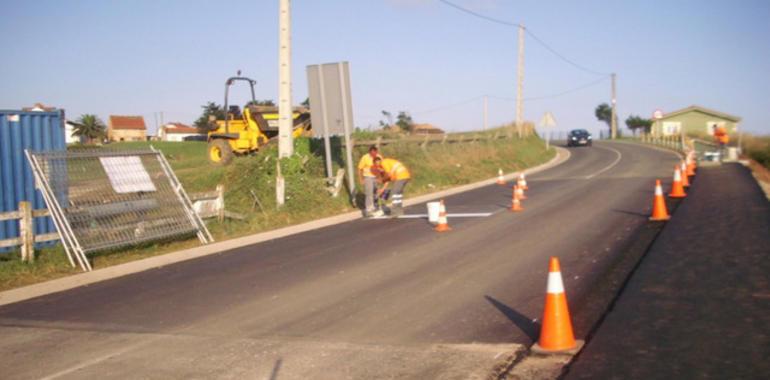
[{"x1": 531, "y1": 257, "x2": 584, "y2": 355}]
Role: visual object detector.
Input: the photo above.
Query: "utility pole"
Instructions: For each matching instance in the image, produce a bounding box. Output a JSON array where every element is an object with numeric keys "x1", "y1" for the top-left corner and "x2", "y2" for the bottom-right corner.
[
  {"x1": 276, "y1": 0, "x2": 292, "y2": 207},
  {"x1": 516, "y1": 24, "x2": 525, "y2": 138},
  {"x1": 483, "y1": 95, "x2": 488, "y2": 131},
  {"x1": 611, "y1": 73, "x2": 617, "y2": 139},
  {"x1": 278, "y1": 0, "x2": 293, "y2": 158}
]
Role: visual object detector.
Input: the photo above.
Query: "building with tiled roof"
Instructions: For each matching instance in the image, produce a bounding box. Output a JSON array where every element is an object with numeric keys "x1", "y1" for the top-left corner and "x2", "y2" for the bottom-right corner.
[
  {"x1": 108, "y1": 115, "x2": 147, "y2": 142},
  {"x1": 158, "y1": 122, "x2": 202, "y2": 142}
]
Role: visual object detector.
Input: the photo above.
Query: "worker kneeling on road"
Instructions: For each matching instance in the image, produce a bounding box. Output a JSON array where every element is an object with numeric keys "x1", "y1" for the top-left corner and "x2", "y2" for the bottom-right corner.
[{"x1": 373, "y1": 157, "x2": 411, "y2": 217}]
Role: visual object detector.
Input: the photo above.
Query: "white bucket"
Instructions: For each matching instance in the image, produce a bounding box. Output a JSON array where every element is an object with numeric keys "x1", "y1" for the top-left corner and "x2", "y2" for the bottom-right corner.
[{"x1": 427, "y1": 202, "x2": 441, "y2": 224}]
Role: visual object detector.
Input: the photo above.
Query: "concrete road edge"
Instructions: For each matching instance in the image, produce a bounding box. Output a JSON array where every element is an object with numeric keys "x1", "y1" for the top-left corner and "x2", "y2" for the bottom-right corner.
[{"x1": 0, "y1": 147, "x2": 570, "y2": 306}]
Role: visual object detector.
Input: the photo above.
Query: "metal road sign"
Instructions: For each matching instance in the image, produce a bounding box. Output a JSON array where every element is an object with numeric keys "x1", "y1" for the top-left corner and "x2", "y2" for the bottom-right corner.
[{"x1": 539, "y1": 112, "x2": 557, "y2": 128}]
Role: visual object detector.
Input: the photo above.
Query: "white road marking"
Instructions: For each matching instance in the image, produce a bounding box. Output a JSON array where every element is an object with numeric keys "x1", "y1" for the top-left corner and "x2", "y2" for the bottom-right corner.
[
  {"x1": 368, "y1": 213, "x2": 493, "y2": 220},
  {"x1": 584, "y1": 145, "x2": 623, "y2": 179}
]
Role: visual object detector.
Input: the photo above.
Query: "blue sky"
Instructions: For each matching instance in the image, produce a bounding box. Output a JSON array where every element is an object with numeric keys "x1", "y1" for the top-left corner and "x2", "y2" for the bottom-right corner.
[{"x1": 1, "y1": 0, "x2": 769, "y2": 135}]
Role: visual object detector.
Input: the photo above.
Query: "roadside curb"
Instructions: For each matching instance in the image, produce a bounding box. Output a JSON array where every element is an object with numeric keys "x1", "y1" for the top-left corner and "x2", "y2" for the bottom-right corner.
[{"x1": 0, "y1": 148, "x2": 569, "y2": 306}]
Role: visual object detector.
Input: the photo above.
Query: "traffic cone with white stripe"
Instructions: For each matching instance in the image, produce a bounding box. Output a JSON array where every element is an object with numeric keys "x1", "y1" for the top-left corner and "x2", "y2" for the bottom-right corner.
[
  {"x1": 517, "y1": 173, "x2": 528, "y2": 190},
  {"x1": 496, "y1": 169, "x2": 506, "y2": 186},
  {"x1": 515, "y1": 184, "x2": 527, "y2": 200},
  {"x1": 680, "y1": 161, "x2": 690, "y2": 188},
  {"x1": 510, "y1": 186, "x2": 523, "y2": 212},
  {"x1": 686, "y1": 153, "x2": 696, "y2": 177},
  {"x1": 434, "y1": 200, "x2": 451, "y2": 232},
  {"x1": 669, "y1": 166, "x2": 687, "y2": 198},
  {"x1": 531, "y1": 257, "x2": 583, "y2": 355},
  {"x1": 649, "y1": 179, "x2": 671, "y2": 221}
]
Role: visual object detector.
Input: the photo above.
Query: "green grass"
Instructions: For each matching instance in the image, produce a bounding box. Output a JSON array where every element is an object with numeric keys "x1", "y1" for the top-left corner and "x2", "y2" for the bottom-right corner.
[
  {"x1": 0, "y1": 131, "x2": 554, "y2": 291},
  {"x1": 743, "y1": 134, "x2": 770, "y2": 169}
]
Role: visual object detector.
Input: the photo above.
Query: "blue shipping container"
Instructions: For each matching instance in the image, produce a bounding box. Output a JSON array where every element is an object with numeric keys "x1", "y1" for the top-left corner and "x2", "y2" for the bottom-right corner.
[{"x1": 0, "y1": 109, "x2": 66, "y2": 253}]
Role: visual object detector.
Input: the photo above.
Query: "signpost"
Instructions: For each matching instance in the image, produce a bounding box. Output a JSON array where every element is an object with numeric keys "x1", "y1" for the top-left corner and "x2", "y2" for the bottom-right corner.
[
  {"x1": 307, "y1": 61, "x2": 356, "y2": 199},
  {"x1": 539, "y1": 111, "x2": 557, "y2": 150}
]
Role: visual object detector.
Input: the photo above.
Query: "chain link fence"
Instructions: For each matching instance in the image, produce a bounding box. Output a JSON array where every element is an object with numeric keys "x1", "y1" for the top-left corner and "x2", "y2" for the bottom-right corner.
[{"x1": 26, "y1": 148, "x2": 212, "y2": 271}]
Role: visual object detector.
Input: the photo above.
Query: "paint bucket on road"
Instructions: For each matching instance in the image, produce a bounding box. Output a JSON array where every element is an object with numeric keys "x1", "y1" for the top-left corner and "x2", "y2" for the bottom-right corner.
[{"x1": 427, "y1": 201, "x2": 441, "y2": 224}]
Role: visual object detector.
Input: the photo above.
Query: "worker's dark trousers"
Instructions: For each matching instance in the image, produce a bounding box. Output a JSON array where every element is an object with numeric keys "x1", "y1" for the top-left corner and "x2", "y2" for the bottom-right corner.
[{"x1": 389, "y1": 179, "x2": 409, "y2": 216}]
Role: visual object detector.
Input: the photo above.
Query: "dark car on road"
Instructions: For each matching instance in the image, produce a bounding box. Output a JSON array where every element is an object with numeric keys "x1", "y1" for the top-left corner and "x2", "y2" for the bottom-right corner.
[{"x1": 567, "y1": 129, "x2": 592, "y2": 147}]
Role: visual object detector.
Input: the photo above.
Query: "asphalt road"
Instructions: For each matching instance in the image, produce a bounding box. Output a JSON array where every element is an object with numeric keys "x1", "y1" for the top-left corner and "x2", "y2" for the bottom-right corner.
[{"x1": 0, "y1": 141, "x2": 680, "y2": 380}]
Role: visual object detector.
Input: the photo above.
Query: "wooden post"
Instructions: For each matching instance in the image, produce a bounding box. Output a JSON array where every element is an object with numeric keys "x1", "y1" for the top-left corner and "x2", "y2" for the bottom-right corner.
[
  {"x1": 375, "y1": 135, "x2": 382, "y2": 151},
  {"x1": 19, "y1": 201, "x2": 34, "y2": 262},
  {"x1": 216, "y1": 184, "x2": 225, "y2": 222},
  {"x1": 441, "y1": 134, "x2": 448, "y2": 145}
]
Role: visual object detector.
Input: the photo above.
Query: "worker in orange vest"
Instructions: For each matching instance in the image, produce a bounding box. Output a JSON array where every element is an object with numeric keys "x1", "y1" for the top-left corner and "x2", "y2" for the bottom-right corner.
[
  {"x1": 373, "y1": 157, "x2": 411, "y2": 217},
  {"x1": 358, "y1": 145, "x2": 383, "y2": 217},
  {"x1": 712, "y1": 124, "x2": 730, "y2": 160}
]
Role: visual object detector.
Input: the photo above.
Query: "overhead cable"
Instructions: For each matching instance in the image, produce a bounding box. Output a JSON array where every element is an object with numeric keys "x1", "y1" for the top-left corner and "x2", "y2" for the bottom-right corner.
[{"x1": 437, "y1": 0, "x2": 610, "y2": 76}]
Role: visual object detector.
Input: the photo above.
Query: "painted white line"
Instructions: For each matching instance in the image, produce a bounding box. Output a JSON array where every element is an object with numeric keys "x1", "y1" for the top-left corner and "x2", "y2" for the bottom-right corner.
[
  {"x1": 367, "y1": 213, "x2": 494, "y2": 220},
  {"x1": 585, "y1": 145, "x2": 623, "y2": 179}
]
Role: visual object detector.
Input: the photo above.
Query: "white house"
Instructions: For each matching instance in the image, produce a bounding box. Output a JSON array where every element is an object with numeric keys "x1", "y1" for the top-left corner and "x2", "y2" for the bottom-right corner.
[
  {"x1": 64, "y1": 120, "x2": 85, "y2": 144},
  {"x1": 158, "y1": 122, "x2": 201, "y2": 141}
]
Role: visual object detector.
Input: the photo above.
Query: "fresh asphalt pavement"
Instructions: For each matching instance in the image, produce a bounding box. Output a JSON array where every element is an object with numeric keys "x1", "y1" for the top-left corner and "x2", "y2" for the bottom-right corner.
[
  {"x1": 563, "y1": 162, "x2": 770, "y2": 379},
  {"x1": 0, "y1": 141, "x2": 680, "y2": 379}
]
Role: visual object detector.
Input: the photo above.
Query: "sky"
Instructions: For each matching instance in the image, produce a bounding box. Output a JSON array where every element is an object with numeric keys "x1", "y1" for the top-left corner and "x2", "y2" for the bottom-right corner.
[{"x1": 1, "y1": 0, "x2": 769, "y2": 136}]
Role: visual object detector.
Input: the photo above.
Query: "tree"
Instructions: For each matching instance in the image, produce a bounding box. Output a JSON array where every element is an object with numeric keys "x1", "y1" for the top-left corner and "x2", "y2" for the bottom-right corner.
[
  {"x1": 379, "y1": 110, "x2": 394, "y2": 129},
  {"x1": 72, "y1": 114, "x2": 106, "y2": 144},
  {"x1": 396, "y1": 111, "x2": 413, "y2": 132},
  {"x1": 595, "y1": 103, "x2": 612, "y2": 131},
  {"x1": 245, "y1": 99, "x2": 276, "y2": 107},
  {"x1": 301, "y1": 97, "x2": 310, "y2": 107},
  {"x1": 194, "y1": 102, "x2": 225, "y2": 133},
  {"x1": 625, "y1": 115, "x2": 653, "y2": 136}
]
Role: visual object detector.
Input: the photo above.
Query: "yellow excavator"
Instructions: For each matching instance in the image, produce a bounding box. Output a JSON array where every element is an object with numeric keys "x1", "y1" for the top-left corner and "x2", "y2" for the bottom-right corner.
[{"x1": 206, "y1": 75, "x2": 311, "y2": 164}]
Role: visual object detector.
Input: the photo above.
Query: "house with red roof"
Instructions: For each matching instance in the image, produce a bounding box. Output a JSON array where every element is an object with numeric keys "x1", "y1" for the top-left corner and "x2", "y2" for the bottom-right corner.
[
  {"x1": 158, "y1": 122, "x2": 201, "y2": 142},
  {"x1": 108, "y1": 115, "x2": 147, "y2": 142}
]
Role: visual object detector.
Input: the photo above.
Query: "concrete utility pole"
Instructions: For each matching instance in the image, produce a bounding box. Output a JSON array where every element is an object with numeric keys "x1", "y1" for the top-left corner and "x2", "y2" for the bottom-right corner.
[
  {"x1": 278, "y1": 0, "x2": 293, "y2": 158},
  {"x1": 516, "y1": 24, "x2": 525, "y2": 138},
  {"x1": 611, "y1": 73, "x2": 617, "y2": 139},
  {"x1": 483, "y1": 95, "x2": 488, "y2": 131}
]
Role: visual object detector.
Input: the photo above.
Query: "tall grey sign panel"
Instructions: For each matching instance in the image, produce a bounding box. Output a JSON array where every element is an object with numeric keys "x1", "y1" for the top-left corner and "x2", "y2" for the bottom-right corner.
[{"x1": 307, "y1": 62, "x2": 355, "y2": 197}]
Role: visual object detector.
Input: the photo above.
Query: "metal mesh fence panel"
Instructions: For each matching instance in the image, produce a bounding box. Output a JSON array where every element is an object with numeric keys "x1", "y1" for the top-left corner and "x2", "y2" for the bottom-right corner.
[{"x1": 27, "y1": 148, "x2": 211, "y2": 270}]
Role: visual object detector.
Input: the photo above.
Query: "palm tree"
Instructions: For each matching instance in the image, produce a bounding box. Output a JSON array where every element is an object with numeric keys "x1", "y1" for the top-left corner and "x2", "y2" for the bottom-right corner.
[{"x1": 73, "y1": 114, "x2": 106, "y2": 144}]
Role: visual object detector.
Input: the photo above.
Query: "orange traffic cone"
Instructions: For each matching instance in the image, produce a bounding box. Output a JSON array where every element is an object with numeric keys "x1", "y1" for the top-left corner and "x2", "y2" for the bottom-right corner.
[
  {"x1": 515, "y1": 184, "x2": 527, "y2": 200},
  {"x1": 496, "y1": 169, "x2": 506, "y2": 186},
  {"x1": 649, "y1": 179, "x2": 671, "y2": 221},
  {"x1": 669, "y1": 166, "x2": 687, "y2": 198},
  {"x1": 680, "y1": 161, "x2": 690, "y2": 188},
  {"x1": 434, "y1": 200, "x2": 451, "y2": 232},
  {"x1": 531, "y1": 257, "x2": 583, "y2": 355},
  {"x1": 686, "y1": 153, "x2": 696, "y2": 177},
  {"x1": 517, "y1": 173, "x2": 528, "y2": 190},
  {"x1": 510, "y1": 187, "x2": 523, "y2": 212}
]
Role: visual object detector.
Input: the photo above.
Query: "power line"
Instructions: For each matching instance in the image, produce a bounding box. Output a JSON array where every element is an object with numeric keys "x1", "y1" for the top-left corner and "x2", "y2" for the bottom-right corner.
[
  {"x1": 524, "y1": 29, "x2": 610, "y2": 76},
  {"x1": 523, "y1": 76, "x2": 609, "y2": 101},
  {"x1": 436, "y1": 0, "x2": 519, "y2": 27},
  {"x1": 437, "y1": 0, "x2": 609, "y2": 76}
]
